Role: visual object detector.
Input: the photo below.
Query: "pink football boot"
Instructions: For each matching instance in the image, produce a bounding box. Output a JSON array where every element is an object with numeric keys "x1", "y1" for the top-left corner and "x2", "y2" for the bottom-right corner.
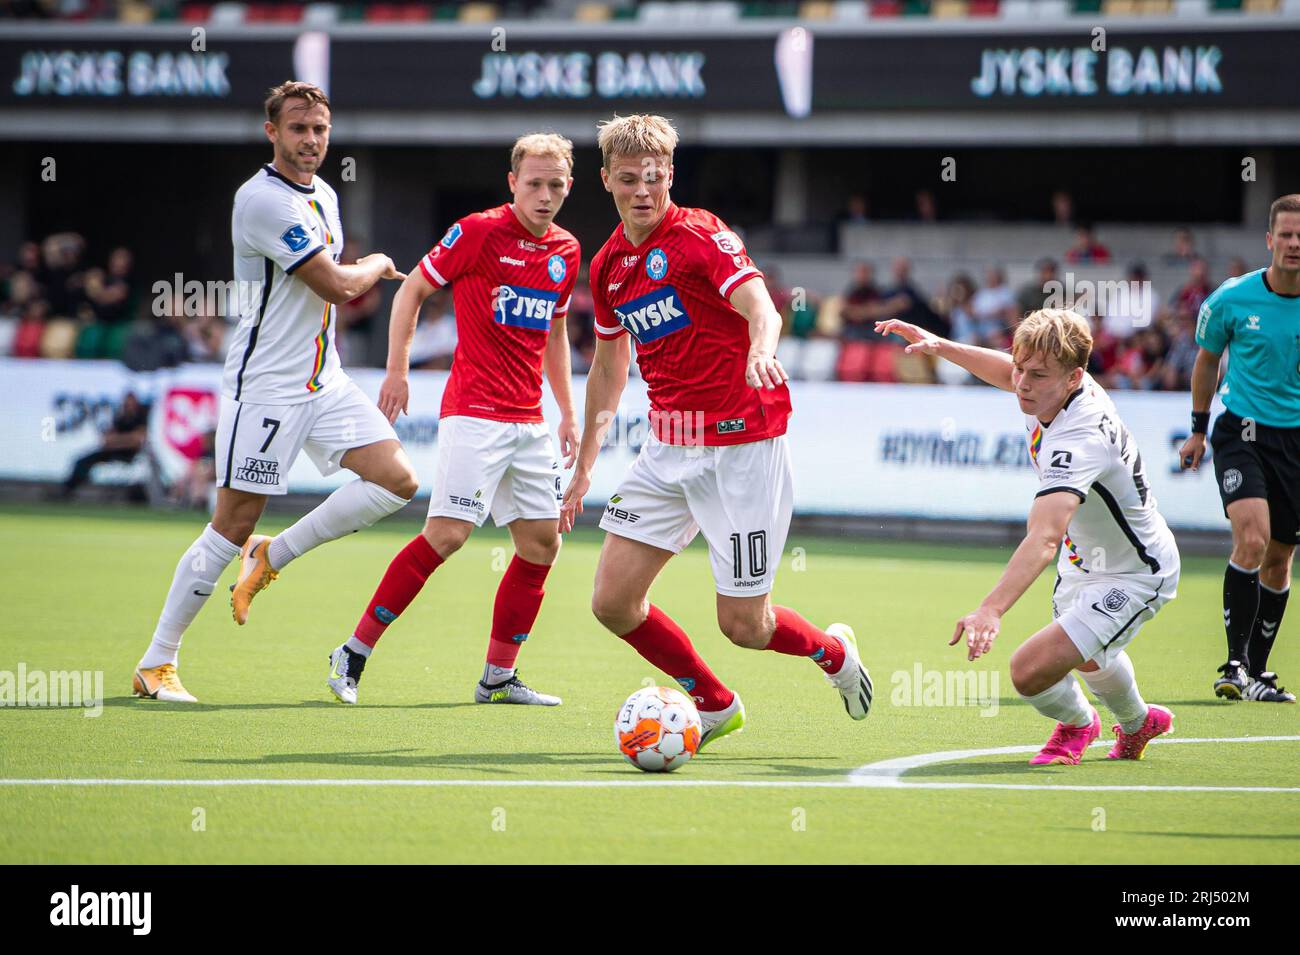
[
  {"x1": 1106, "y1": 704, "x2": 1174, "y2": 760},
  {"x1": 1029, "y1": 708, "x2": 1101, "y2": 765}
]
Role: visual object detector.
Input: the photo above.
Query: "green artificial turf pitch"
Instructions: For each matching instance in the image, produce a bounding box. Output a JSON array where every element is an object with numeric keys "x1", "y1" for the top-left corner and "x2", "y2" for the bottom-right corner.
[{"x1": 1, "y1": 505, "x2": 1296, "y2": 863}]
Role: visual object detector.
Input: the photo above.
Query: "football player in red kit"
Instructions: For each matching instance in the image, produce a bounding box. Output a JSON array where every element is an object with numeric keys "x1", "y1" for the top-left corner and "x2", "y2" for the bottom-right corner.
[
  {"x1": 327, "y1": 133, "x2": 582, "y2": 706},
  {"x1": 561, "y1": 115, "x2": 872, "y2": 747}
]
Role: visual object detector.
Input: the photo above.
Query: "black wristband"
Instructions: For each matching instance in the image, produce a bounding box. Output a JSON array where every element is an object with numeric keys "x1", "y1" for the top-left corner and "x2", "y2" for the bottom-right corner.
[{"x1": 1191, "y1": 411, "x2": 1210, "y2": 435}]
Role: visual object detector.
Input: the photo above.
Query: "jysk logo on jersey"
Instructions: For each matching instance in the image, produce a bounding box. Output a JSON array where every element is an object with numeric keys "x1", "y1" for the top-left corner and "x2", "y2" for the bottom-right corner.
[
  {"x1": 280, "y1": 224, "x2": 312, "y2": 254},
  {"x1": 613, "y1": 285, "x2": 691, "y2": 344},
  {"x1": 493, "y1": 284, "x2": 559, "y2": 331},
  {"x1": 547, "y1": 254, "x2": 566, "y2": 284},
  {"x1": 646, "y1": 247, "x2": 669, "y2": 280},
  {"x1": 440, "y1": 223, "x2": 463, "y2": 249}
]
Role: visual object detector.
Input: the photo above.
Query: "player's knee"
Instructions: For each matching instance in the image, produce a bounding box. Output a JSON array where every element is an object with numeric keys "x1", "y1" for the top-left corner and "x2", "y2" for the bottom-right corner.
[
  {"x1": 519, "y1": 533, "x2": 561, "y2": 566},
  {"x1": 591, "y1": 591, "x2": 636, "y2": 634},
  {"x1": 422, "y1": 521, "x2": 469, "y2": 559},
  {"x1": 1009, "y1": 650, "x2": 1041, "y2": 696},
  {"x1": 719, "y1": 616, "x2": 771, "y2": 650},
  {"x1": 386, "y1": 469, "x2": 420, "y2": 501},
  {"x1": 1232, "y1": 533, "x2": 1268, "y2": 568}
]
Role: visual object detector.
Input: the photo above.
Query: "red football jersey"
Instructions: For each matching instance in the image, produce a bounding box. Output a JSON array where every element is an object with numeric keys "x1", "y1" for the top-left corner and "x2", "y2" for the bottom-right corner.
[
  {"x1": 419, "y1": 203, "x2": 580, "y2": 422},
  {"x1": 590, "y1": 203, "x2": 792, "y2": 446}
]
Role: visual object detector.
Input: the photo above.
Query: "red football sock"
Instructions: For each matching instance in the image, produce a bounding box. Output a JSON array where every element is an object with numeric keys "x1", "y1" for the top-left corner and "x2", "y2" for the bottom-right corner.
[
  {"x1": 766, "y1": 606, "x2": 845, "y2": 673},
  {"x1": 620, "y1": 605, "x2": 733, "y2": 711},
  {"x1": 353, "y1": 535, "x2": 445, "y2": 648},
  {"x1": 486, "y1": 555, "x2": 553, "y2": 668}
]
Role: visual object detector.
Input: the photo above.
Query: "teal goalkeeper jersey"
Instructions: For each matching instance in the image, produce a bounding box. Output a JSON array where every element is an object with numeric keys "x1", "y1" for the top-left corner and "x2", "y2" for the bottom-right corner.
[{"x1": 1195, "y1": 268, "x2": 1300, "y2": 428}]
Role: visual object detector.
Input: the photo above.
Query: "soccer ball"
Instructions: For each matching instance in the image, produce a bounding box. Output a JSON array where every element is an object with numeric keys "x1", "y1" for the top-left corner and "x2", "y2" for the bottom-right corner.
[{"x1": 615, "y1": 686, "x2": 703, "y2": 773}]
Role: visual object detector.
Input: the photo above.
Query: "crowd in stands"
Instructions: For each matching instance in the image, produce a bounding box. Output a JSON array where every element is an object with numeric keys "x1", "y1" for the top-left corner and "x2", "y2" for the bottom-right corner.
[{"x1": 1, "y1": 224, "x2": 1252, "y2": 394}]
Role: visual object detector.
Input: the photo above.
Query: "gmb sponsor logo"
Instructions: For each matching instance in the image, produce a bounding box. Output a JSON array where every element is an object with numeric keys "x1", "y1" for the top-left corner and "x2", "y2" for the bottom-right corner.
[
  {"x1": 235, "y1": 457, "x2": 279, "y2": 485},
  {"x1": 604, "y1": 495, "x2": 640, "y2": 523},
  {"x1": 613, "y1": 285, "x2": 691, "y2": 343},
  {"x1": 50, "y1": 885, "x2": 151, "y2": 935},
  {"x1": 449, "y1": 494, "x2": 486, "y2": 512}
]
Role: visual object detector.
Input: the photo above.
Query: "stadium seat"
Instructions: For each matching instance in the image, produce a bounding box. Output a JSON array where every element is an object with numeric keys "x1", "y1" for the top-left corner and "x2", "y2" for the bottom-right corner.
[
  {"x1": 894, "y1": 350, "x2": 935, "y2": 384},
  {"x1": 1243, "y1": 0, "x2": 1279, "y2": 10},
  {"x1": 180, "y1": 2, "x2": 213, "y2": 20},
  {"x1": 40, "y1": 319, "x2": 79, "y2": 360},
  {"x1": 814, "y1": 294, "x2": 844, "y2": 337},
  {"x1": 1138, "y1": 0, "x2": 1173, "y2": 12},
  {"x1": 1102, "y1": 0, "x2": 1140, "y2": 14},
  {"x1": 868, "y1": 0, "x2": 903, "y2": 14},
  {"x1": 968, "y1": 0, "x2": 998, "y2": 13},
  {"x1": 0, "y1": 318, "x2": 17, "y2": 357},
  {"x1": 901, "y1": 0, "x2": 930, "y2": 13},
  {"x1": 12, "y1": 319, "x2": 43, "y2": 359},
  {"x1": 932, "y1": 0, "x2": 968, "y2": 15},
  {"x1": 574, "y1": 2, "x2": 612, "y2": 19},
  {"x1": 75, "y1": 321, "x2": 109, "y2": 360},
  {"x1": 1173, "y1": 0, "x2": 1209, "y2": 13},
  {"x1": 208, "y1": 2, "x2": 247, "y2": 24},
  {"x1": 832, "y1": 0, "x2": 869, "y2": 19},
  {"x1": 799, "y1": 0, "x2": 836, "y2": 16},
  {"x1": 245, "y1": 3, "x2": 304, "y2": 21},
  {"x1": 302, "y1": 2, "x2": 340, "y2": 24},
  {"x1": 118, "y1": 1, "x2": 156, "y2": 22},
  {"x1": 998, "y1": 0, "x2": 1033, "y2": 15},
  {"x1": 458, "y1": 2, "x2": 499, "y2": 21},
  {"x1": 800, "y1": 339, "x2": 841, "y2": 382}
]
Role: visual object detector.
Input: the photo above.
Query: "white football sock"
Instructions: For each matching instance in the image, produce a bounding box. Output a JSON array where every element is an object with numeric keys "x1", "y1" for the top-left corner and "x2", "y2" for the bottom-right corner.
[
  {"x1": 344, "y1": 635, "x2": 372, "y2": 658},
  {"x1": 139, "y1": 524, "x2": 240, "y2": 669},
  {"x1": 483, "y1": 664, "x2": 516, "y2": 685},
  {"x1": 1080, "y1": 651, "x2": 1148, "y2": 734},
  {"x1": 1021, "y1": 674, "x2": 1093, "y2": 728},
  {"x1": 268, "y1": 479, "x2": 409, "y2": 570}
]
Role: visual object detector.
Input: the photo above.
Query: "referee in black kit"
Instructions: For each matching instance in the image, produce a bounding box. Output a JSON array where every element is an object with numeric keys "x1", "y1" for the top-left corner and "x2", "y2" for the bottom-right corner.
[{"x1": 1179, "y1": 194, "x2": 1300, "y2": 703}]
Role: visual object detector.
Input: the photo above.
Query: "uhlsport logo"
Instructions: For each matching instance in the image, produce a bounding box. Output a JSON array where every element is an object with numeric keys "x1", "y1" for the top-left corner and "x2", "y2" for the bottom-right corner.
[
  {"x1": 492, "y1": 284, "x2": 559, "y2": 330},
  {"x1": 547, "y1": 254, "x2": 566, "y2": 283},
  {"x1": 645, "y1": 247, "x2": 669, "y2": 280},
  {"x1": 613, "y1": 285, "x2": 691, "y2": 343},
  {"x1": 49, "y1": 885, "x2": 151, "y2": 935}
]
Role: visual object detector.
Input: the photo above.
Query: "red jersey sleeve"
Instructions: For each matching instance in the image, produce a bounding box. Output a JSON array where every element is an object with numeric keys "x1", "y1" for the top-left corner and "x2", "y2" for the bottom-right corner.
[
  {"x1": 418, "y1": 213, "x2": 488, "y2": 288},
  {"x1": 680, "y1": 215, "x2": 764, "y2": 300},
  {"x1": 590, "y1": 249, "x2": 626, "y2": 340}
]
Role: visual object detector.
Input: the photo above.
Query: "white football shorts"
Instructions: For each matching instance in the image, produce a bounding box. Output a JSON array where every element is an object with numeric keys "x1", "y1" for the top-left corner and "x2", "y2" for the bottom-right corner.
[{"x1": 426, "y1": 415, "x2": 561, "y2": 527}]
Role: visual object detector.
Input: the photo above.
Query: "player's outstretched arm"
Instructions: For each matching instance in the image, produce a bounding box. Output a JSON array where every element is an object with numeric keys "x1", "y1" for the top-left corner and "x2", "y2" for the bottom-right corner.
[
  {"x1": 1178, "y1": 347, "x2": 1222, "y2": 471},
  {"x1": 950, "y1": 491, "x2": 1078, "y2": 661},
  {"x1": 729, "y1": 278, "x2": 789, "y2": 390},
  {"x1": 875, "y1": 319, "x2": 1014, "y2": 392},
  {"x1": 376, "y1": 268, "x2": 436, "y2": 423},
  {"x1": 295, "y1": 250, "x2": 405, "y2": 307},
  {"x1": 544, "y1": 312, "x2": 579, "y2": 468},
  {"x1": 559, "y1": 334, "x2": 630, "y2": 533}
]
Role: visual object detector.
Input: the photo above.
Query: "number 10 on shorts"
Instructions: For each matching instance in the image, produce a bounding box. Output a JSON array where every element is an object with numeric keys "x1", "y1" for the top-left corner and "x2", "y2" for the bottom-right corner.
[{"x1": 730, "y1": 531, "x2": 768, "y2": 580}]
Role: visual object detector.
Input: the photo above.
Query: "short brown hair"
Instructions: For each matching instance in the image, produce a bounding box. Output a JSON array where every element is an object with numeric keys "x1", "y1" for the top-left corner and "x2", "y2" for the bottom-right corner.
[
  {"x1": 597, "y1": 114, "x2": 678, "y2": 169},
  {"x1": 510, "y1": 133, "x2": 575, "y2": 175},
  {"x1": 265, "y1": 81, "x2": 330, "y2": 125},
  {"x1": 1012, "y1": 308, "x2": 1093, "y2": 372},
  {"x1": 1269, "y1": 194, "x2": 1300, "y2": 231}
]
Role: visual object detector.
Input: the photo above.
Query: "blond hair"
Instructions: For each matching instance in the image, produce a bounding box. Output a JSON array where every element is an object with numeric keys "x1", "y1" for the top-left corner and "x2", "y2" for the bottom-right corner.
[
  {"x1": 1012, "y1": 308, "x2": 1093, "y2": 372},
  {"x1": 264, "y1": 81, "x2": 330, "y2": 125},
  {"x1": 510, "y1": 133, "x2": 575, "y2": 175},
  {"x1": 597, "y1": 114, "x2": 678, "y2": 169}
]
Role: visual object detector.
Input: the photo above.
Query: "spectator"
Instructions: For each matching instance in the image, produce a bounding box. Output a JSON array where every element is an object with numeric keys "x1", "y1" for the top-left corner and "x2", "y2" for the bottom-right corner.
[
  {"x1": 1162, "y1": 227, "x2": 1198, "y2": 266},
  {"x1": 843, "y1": 194, "x2": 869, "y2": 225},
  {"x1": 1169, "y1": 257, "x2": 1212, "y2": 321},
  {"x1": 1017, "y1": 258, "x2": 1058, "y2": 317},
  {"x1": 941, "y1": 272, "x2": 979, "y2": 344},
  {"x1": 1161, "y1": 312, "x2": 1200, "y2": 392},
  {"x1": 1100, "y1": 262, "x2": 1157, "y2": 339},
  {"x1": 1226, "y1": 256, "x2": 1250, "y2": 278},
  {"x1": 39, "y1": 232, "x2": 86, "y2": 317},
  {"x1": 913, "y1": 189, "x2": 938, "y2": 223},
  {"x1": 566, "y1": 272, "x2": 596, "y2": 373},
  {"x1": 969, "y1": 266, "x2": 1017, "y2": 344},
  {"x1": 59, "y1": 391, "x2": 150, "y2": 500},
  {"x1": 839, "y1": 262, "x2": 901, "y2": 339},
  {"x1": 409, "y1": 288, "x2": 457, "y2": 371},
  {"x1": 884, "y1": 257, "x2": 948, "y2": 337},
  {"x1": 1065, "y1": 223, "x2": 1112, "y2": 264},
  {"x1": 171, "y1": 430, "x2": 217, "y2": 510},
  {"x1": 1051, "y1": 190, "x2": 1074, "y2": 226}
]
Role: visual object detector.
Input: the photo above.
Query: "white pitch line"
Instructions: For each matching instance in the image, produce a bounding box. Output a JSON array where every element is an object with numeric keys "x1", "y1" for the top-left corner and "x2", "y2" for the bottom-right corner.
[{"x1": 0, "y1": 736, "x2": 1296, "y2": 792}]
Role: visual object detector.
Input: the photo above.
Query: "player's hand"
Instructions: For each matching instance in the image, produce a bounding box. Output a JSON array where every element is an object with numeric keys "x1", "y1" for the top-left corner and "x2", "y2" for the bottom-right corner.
[
  {"x1": 875, "y1": 319, "x2": 943, "y2": 355},
  {"x1": 1178, "y1": 432, "x2": 1207, "y2": 471},
  {"x1": 746, "y1": 350, "x2": 789, "y2": 390},
  {"x1": 378, "y1": 373, "x2": 409, "y2": 424},
  {"x1": 950, "y1": 607, "x2": 1001, "y2": 662},
  {"x1": 557, "y1": 415, "x2": 580, "y2": 469},
  {"x1": 359, "y1": 253, "x2": 406, "y2": 282},
  {"x1": 559, "y1": 468, "x2": 590, "y2": 534}
]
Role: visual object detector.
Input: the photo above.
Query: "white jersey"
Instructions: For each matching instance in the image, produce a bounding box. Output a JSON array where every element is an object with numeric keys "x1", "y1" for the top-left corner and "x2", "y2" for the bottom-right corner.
[
  {"x1": 1026, "y1": 375, "x2": 1179, "y2": 582},
  {"x1": 223, "y1": 165, "x2": 344, "y2": 405}
]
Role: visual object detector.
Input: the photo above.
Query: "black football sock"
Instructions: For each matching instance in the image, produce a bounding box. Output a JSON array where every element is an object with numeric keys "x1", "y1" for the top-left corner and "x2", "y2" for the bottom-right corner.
[
  {"x1": 1223, "y1": 562, "x2": 1261, "y2": 672},
  {"x1": 1248, "y1": 584, "x2": 1289, "y2": 677}
]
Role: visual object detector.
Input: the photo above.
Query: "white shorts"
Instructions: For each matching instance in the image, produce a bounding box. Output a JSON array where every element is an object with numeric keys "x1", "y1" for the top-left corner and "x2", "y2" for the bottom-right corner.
[
  {"x1": 427, "y1": 416, "x2": 561, "y2": 527},
  {"x1": 216, "y1": 378, "x2": 397, "y2": 495},
  {"x1": 599, "y1": 434, "x2": 793, "y2": 597},
  {"x1": 1052, "y1": 569, "x2": 1179, "y2": 667}
]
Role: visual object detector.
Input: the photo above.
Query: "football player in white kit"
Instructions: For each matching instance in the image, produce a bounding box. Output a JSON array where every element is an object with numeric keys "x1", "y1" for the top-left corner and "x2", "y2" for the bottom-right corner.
[
  {"x1": 877, "y1": 309, "x2": 1181, "y2": 765},
  {"x1": 132, "y1": 81, "x2": 417, "y2": 702}
]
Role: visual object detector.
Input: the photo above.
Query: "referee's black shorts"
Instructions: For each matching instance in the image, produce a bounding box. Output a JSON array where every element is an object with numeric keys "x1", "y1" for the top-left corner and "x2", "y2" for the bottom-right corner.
[{"x1": 1210, "y1": 410, "x2": 1300, "y2": 545}]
